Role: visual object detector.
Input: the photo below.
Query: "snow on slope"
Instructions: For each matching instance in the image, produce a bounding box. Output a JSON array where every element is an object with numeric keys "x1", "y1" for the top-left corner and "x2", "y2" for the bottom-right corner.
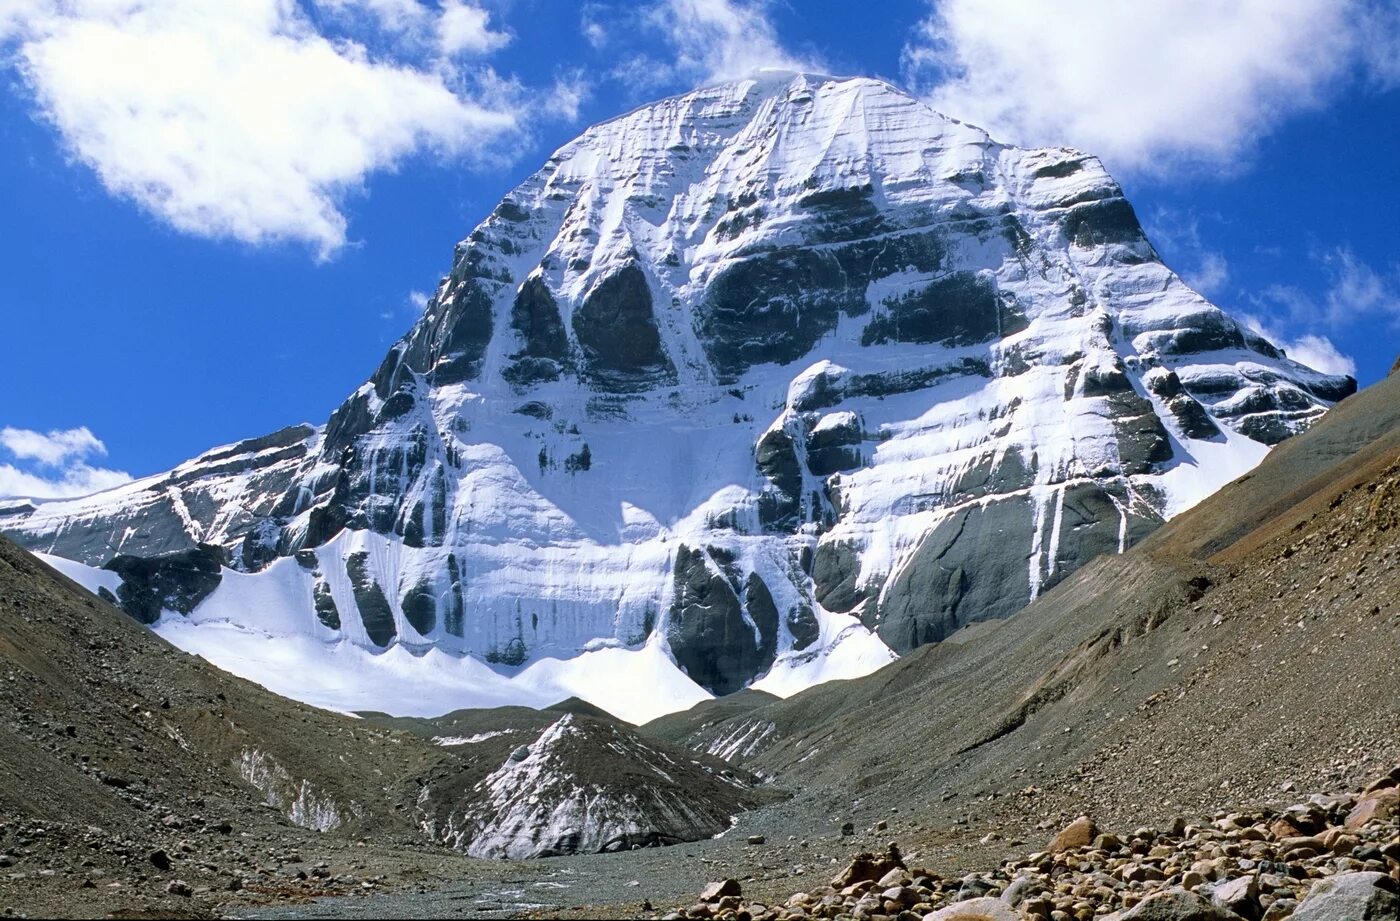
[{"x1": 4, "y1": 73, "x2": 1354, "y2": 722}]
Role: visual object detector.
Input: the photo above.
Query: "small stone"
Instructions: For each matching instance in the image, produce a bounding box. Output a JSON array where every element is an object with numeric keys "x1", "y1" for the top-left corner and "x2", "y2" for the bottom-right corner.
[
  {"x1": 747, "y1": 835, "x2": 766, "y2": 846},
  {"x1": 148, "y1": 850, "x2": 171, "y2": 871},
  {"x1": 165, "y1": 880, "x2": 193, "y2": 897}
]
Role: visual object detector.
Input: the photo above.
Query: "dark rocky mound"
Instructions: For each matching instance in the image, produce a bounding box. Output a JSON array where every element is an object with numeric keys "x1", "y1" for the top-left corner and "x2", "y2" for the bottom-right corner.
[{"x1": 369, "y1": 704, "x2": 783, "y2": 859}]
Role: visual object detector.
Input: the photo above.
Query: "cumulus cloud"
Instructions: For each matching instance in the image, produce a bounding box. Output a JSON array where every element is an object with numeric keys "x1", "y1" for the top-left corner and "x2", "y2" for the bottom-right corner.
[
  {"x1": 0, "y1": 0, "x2": 524, "y2": 259},
  {"x1": 0, "y1": 426, "x2": 132, "y2": 500},
  {"x1": 904, "y1": 0, "x2": 1398, "y2": 172},
  {"x1": 437, "y1": 0, "x2": 510, "y2": 56}
]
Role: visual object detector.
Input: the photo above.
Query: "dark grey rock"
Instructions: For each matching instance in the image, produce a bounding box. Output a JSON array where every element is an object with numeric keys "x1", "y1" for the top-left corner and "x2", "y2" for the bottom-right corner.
[
  {"x1": 1108, "y1": 391, "x2": 1174, "y2": 474},
  {"x1": 861, "y1": 272, "x2": 1002, "y2": 348},
  {"x1": 876, "y1": 495, "x2": 1035, "y2": 652},
  {"x1": 697, "y1": 247, "x2": 853, "y2": 378},
  {"x1": 755, "y1": 427, "x2": 802, "y2": 531},
  {"x1": 401, "y1": 577, "x2": 437, "y2": 636},
  {"x1": 346, "y1": 551, "x2": 396, "y2": 647},
  {"x1": 786, "y1": 603, "x2": 820, "y2": 651},
  {"x1": 806, "y1": 414, "x2": 864, "y2": 477},
  {"x1": 103, "y1": 544, "x2": 225, "y2": 625},
  {"x1": 510, "y1": 276, "x2": 568, "y2": 361},
  {"x1": 312, "y1": 578, "x2": 341, "y2": 631},
  {"x1": 811, "y1": 540, "x2": 869, "y2": 617},
  {"x1": 666, "y1": 546, "x2": 772, "y2": 695},
  {"x1": 1062, "y1": 196, "x2": 1149, "y2": 249},
  {"x1": 573, "y1": 265, "x2": 675, "y2": 391}
]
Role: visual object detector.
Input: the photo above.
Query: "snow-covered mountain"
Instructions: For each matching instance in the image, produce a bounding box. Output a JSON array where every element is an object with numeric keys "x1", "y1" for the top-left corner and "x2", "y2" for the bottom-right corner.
[{"x1": 3, "y1": 72, "x2": 1354, "y2": 723}]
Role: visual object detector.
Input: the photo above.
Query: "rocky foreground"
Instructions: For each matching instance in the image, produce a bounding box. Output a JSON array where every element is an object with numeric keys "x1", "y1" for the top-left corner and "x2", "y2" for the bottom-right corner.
[{"x1": 671, "y1": 768, "x2": 1400, "y2": 921}]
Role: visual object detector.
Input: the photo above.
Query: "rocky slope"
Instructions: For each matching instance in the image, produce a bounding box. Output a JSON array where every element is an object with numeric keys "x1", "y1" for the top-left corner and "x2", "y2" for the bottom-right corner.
[
  {"x1": 668, "y1": 768, "x2": 1400, "y2": 921},
  {"x1": 0, "y1": 536, "x2": 787, "y2": 917},
  {"x1": 0, "y1": 72, "x2": 1353, "y2": 718},
  {"x1": 642, "y1": 362, "x2": 1400, "y2": 830}
]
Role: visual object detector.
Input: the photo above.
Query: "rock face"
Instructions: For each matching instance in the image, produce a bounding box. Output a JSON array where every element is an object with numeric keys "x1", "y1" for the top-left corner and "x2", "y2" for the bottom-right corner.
[{"x1": 0, "y1": 73, "x2": 1355, "y2": 714}]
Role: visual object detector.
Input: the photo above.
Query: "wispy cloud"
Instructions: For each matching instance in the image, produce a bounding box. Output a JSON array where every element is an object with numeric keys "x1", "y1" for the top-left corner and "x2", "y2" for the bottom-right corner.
[
  {"x1": 1144, "y1": 208, "x2": 1232, "y2": 297},
  {"x1": 578, "y1": 0, "x2": 813, "y2": 96},
  {"x1": 1256, "y1": 247, "x2": 1400, "y2": 329},
  {"x1": 1245, "y1": 246, "x2": 1400, "y2": 378},
  {"x1": 903, "y1": 0, "x2": 1400, "y2": 173},
  {"x1": 0, "y1": 426, "x2": 132, "y2": 500},
  {"x1": 650, "y1": 0, "x2": 812, "y2": 85},
  {"x1": 0, "y1": 1, "x2": 538, "y2": 260}
]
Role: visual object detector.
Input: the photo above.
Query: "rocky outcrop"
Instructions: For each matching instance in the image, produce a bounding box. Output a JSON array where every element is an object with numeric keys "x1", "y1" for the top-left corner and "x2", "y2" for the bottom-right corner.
[
  {"x1": 666, "y1": 547, "x2": 775, "y2": 695},
  {"x1": 573, "y1": 265, "x2": 675, "y2": 391},
  {"x1": 102, "y1": 544, "x2": 224, "y2": 625}
]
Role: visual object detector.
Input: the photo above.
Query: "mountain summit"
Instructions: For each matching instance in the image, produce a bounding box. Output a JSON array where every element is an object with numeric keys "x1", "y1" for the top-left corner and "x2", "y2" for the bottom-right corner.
[{"x1": 1, "y1": 74, "x2": 1354, "y2": 721}]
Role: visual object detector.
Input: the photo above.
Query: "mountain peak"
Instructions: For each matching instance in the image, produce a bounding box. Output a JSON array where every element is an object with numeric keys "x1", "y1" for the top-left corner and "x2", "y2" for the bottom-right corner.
[{"x1": 1, "y1": 75, "x2": 1355, "y2": 722}]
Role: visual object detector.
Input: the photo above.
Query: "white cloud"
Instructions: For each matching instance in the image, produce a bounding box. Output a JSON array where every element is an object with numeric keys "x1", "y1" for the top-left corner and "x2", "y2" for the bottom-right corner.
[
  {"x1": 580, "y1": 4, "x2": 609, "y2": 50},
  {"x1": 1, "y1": 1, "x2": 522, "y2": 259},
  {"x1": 650, "y1": 0, "x2": 812, "y2": 85},
  {"x1": 904, "y1": 0, "x2": 1397, "y2": 172},
  {"x1": 1257, "y1": 247, "x2": 1400, "y2": 330},
  {"x1": 0, "y1": 425, "x2": 104, "y2": 466},
  {"x1": 437, "y1": 0, "x2": 510, "y2": 56},
  {"x1": 1321, "y1": 247, "x2": 1400, "y2": 326},
  {"x1": 542, "y1": 70, "x2": 591, "y2": 122},
  {"x1": 1240, "y1": 316, "x2": 1357, "y2": 378},
  {"x1": 1188, "y1": 252, "x2": 1231, "y2": 298},
  {"x1": 0, "y1": 426, "x2": 132, "y2": 500},
  {"x1": 1279, "y1": 335, "x2": 1359, "y2": 378}
]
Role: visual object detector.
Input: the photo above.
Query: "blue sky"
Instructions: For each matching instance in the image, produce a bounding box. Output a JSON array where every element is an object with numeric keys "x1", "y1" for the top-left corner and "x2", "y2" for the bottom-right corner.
[{"x1": 1, "y1": 0, "x2": 1398, "y2": 497}]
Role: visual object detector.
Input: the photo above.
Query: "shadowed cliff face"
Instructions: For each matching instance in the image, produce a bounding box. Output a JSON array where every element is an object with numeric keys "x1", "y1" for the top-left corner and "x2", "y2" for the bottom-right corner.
[{"x1": 0, "y1": 73, "x2": 1355, "y2": 708}]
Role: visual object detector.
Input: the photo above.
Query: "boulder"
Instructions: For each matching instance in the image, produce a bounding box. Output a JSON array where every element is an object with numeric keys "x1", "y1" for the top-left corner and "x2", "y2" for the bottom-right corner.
[
  {"x1": 1290, "y1": 872, "x2": 1399, "y2": 921},
  {"x1": 1343, "y1": 787, "x2": 1399, "y2": 830},
  {"x1": 926, "y1": 896, "x2": 1020, "y2": 920},
  {"x1": 700, "y1": 879, "x2": 742, "y2": 903},
  {"x1": 1110, "y1": 888, "x2": 1244, "y2": 920},
  {"x1": 1209, "y1": 875, "x2": 1260, "y2": 920},
  {"x1": 831, "y1": 844, "x2": 904, "y2": 888},
  {"x1": 1048, "y1": 816, "x2": 1098, "y2": 854}
]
